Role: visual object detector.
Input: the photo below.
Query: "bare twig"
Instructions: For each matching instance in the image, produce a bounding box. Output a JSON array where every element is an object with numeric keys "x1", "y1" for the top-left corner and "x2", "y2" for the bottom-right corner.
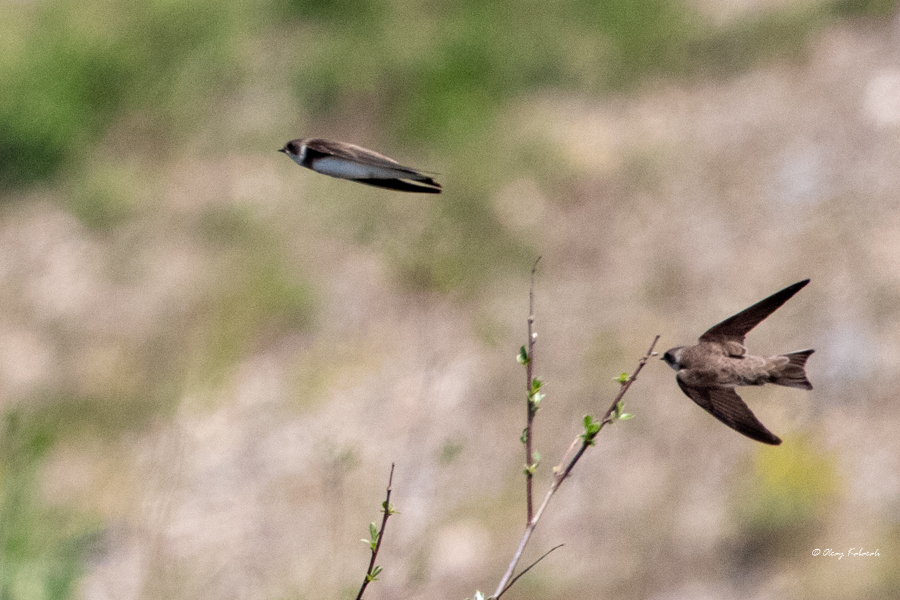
[
  {"x1": 600, "y1": 335, "x2": 660, "y2": 427},
  {"x1": 493, "y1": 336, "x2": 660, "y2": 599},
  {"x1": 524, "y1": 256, "x2": 541, "y2": 523},
  {"x1": 355, "y1": 463, "x2": 396, "y2": 600},
  {"x1": 495, "y1": 544, "x2": 564, "y2": 600}
]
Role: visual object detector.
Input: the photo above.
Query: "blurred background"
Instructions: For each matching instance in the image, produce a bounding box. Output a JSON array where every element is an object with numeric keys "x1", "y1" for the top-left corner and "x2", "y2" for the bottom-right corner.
[{"x1": 1, "y1": 0, "x2": 899, "y2": 598}]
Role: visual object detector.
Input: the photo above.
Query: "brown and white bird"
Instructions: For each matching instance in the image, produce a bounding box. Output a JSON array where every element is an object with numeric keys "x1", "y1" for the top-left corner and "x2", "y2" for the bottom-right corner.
[
  {"x1": 279, "y1": 138, "x2": 442, "y2": 193},
  {"x1": 662, "y1": 279, "x2": 814, "y2": 445}
]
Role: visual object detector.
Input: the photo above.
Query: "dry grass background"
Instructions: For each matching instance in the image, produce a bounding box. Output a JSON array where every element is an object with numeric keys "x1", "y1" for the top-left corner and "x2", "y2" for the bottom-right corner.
[{"x1": 1, "y1": 1, "x2": 899, "y2": 599}]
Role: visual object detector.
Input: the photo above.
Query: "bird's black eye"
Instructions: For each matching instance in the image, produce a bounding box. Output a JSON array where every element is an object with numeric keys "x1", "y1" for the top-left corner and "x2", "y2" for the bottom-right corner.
[{"x1": 663, "y1": 352, "x2": 673, "y2": 364}]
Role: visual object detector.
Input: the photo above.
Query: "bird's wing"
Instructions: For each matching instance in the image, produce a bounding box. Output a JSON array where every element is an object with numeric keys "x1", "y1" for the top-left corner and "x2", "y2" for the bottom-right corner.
[
  {"x1": 676, "y1": 377, "x2": 782, "y2": 445},
  {"x1": 354, "y1": 178, "x2": 442, "y2": 193},
  {"x1": 304, "y1": 139, "x2": 427, "y2": 176},
  {"x1": 699, "y1": 279, "x2": 809, "y2": 345}
]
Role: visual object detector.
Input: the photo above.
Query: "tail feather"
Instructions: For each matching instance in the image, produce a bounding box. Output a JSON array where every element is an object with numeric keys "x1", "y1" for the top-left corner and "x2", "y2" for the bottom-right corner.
[{"x1": 772, "y1": 349, "x2": 814, "y2": 389}]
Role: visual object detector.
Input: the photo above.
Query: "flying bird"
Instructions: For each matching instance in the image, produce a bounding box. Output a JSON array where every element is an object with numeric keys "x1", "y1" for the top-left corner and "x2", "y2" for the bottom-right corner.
[
  {"x1": 662, "y1": 279, "x2": 814, "y2": 445},
  {"x1": 279, "y1": 138, "x2": 442, "y2": 193}
]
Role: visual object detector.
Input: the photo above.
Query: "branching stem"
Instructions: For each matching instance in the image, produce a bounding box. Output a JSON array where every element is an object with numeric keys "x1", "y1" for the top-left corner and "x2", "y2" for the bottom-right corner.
[
  {"x1": 355, "y1": 463, "x2": 395, "y2": 600},
  {"x1": 494, "y1": 333, "x2": 660, "y2": 599}
]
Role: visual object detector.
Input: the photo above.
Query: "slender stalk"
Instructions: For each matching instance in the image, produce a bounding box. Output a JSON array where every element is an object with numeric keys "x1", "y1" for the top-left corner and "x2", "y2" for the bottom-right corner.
[
  {"x1": 600, "y1": 336, "x2": 660, "y2": 427},
  {"x1": 493, "y1": 336, "x2": 660, "y2": 599},
  {"x1": 495, "y1": 544, "x2": 564, "y2": 599},
  {"x1": 355, "y1": 463, "x2": 395, "y2": 600},
  {"x1": 524, "y1": 257, "x2": 541, "y2": 523}
]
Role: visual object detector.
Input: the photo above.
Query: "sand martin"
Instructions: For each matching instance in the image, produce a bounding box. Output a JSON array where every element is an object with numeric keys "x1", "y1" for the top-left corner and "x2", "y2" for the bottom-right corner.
[
  {"x1": 279, "y1": 138, "x2": 442, "y2": 193},
  {"x1": 662, "y1": 279, "x2": 814, "y2": 445}
]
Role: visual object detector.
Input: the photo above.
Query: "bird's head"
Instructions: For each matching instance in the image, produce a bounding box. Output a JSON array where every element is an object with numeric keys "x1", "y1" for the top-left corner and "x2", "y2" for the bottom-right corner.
[
  {"x1": 661, "y1": 346, "x2": 684, "y2": 370},
  {"x1": 279, "y1": 140, "x2": 305, "y2": 165}
]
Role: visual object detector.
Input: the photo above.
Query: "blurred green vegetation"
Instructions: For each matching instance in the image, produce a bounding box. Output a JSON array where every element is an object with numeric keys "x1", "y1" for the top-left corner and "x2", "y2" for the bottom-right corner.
[
  {"x1": 196, "y1": 205, "x2": 316, "y2": 376},
  {"x1": 730, "y1": 436, "x2": 841, "y2": 569},
  {"x1": 2, "y1": 0, "x2": 896, "y2": 295},
  {"x1": 2, "y1": 0, "x2": 896, "y2": 189},
  {"x1": 0, "y1": 409, "x2": 98, "y2": 600},
  {"x1": 748, "y1": 436, "x2": 841, "y2": 529},
  {"x1": 0, "y1": 0, "x2": 241, "y2": 190},
  {"x1": 1, "y1": 1, "x2": 899, "y2": 597}
]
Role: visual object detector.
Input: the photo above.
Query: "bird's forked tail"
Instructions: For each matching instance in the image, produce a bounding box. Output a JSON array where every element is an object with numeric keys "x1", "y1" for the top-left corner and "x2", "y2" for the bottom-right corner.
[{"x1": 772, "y1": 349, "x2": 814, "y2": 390}]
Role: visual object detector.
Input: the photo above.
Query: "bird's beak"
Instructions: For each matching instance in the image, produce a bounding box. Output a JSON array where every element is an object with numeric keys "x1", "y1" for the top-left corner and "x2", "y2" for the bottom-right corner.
[{"x1": 278, "y1": 147, "x2": 287, "y2": 153}]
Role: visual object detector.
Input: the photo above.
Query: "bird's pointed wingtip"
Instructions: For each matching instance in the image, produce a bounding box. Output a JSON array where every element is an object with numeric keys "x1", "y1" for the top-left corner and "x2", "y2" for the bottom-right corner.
[{"x1": 780, "y1": 278, "x2": 811, "y2": 298}]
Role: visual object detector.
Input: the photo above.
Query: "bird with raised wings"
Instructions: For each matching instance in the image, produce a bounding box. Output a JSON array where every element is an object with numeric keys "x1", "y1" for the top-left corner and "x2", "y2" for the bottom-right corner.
[
  {"x1": 662, "y1": 279, "x2": 814, "y2": 445},
  {"x1": 279, "y1": 138, "x2": 442, "y2": 193}
]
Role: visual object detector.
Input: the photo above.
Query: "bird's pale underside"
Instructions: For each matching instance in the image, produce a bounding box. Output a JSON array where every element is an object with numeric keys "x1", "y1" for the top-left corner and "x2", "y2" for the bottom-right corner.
[{"x1": 279, "y1": 138, "x2": 442, "y2": 194}]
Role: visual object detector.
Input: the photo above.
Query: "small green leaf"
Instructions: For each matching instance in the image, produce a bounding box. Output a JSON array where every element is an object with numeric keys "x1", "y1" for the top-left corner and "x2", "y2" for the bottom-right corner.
[
  {"x1": 473, "y1": 591, "x2": 485, "y2": 600},
  {"x1": 517, "y1": 346, "x2": 529, "y2": 364},
  {"x1": 532, "y1": 451, "x2": 541, "y2": 464},
  {"x1": 610, "y1": 400, "x2": 635, "y2": 422},
  {"x1": 520, "y1": 427, "x2": 528, "y2": 444},
  {"x1": 369, "y1": 522, "x2": 378, "y2": 539},
  {"x1": 613, "y1": 372, "x2": 630, "y2": 384},
  {"x1": 580, "y1": 414, "x2": 602, "y2": 445}
]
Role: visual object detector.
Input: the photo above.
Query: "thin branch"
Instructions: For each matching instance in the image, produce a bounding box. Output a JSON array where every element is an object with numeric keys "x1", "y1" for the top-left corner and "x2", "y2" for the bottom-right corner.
[
  {"x1": 495, "y1": 544, "x2": 564, "y2": 600},
  {"x1": 553, "y1": 436, "x2": 581, "y2": 476},
  {"x1": 524, "y1": 256, "x2": 541, "y2": 524},
  {"x1": 600, "y1": 335, "x2": 660, "y2": 426},
  {"x1": 493, "y1": 336, "x2": 659, "y2": 599},
  {"x1": 552, "y1": 335, "x2": 661, "y2": 490},
  {"x1": 355, "y1": 463, "x2": 396, "y2": 600}
]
